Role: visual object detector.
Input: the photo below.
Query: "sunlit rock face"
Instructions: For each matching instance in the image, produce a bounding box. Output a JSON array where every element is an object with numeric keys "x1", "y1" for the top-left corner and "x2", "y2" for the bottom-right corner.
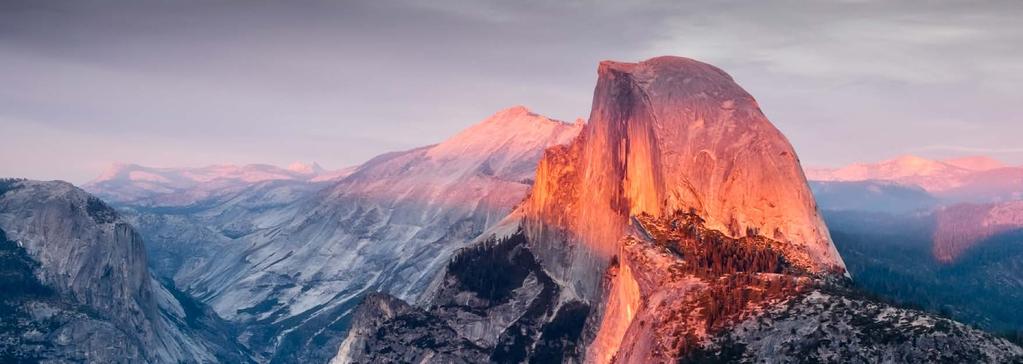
[
  {"x1": 933, "y1": 200, "x2": 1023, "y2": 262},
  {"x1": 522, "y1": 56, "x2": 846, "y2": 300}
]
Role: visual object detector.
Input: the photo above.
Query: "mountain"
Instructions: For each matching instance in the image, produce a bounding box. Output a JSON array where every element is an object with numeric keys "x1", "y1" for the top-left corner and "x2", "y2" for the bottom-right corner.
[
  {"x1": 101, "y1": 107, "x2": 583, "y2": 362},
  {"x1": 84, "y1": 162, "x2": 350, "y2": 207},
  {"x1": 933, "y1": 201, "x2": 1023, "y2": 263},
  {"x1": 335, "y1": 57, "x2": 1021, "y2": 363},
  {"x1": 0, "y1": 179, "x2": 250, "y2": 363},
  {"x1": 807, "y1": 155, "x2": 967, "y2": 185},
  {"x1": 807, "y1": 155, "x2": 1023, "y2": 203}
]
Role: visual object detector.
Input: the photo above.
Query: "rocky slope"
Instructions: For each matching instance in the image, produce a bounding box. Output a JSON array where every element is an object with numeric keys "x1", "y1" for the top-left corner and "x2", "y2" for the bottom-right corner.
[
  {"x1": 100, "y1": 107, "x2": 582, "y2": 362},
  {"x1": 688, "y1": 288, "x2": 1023, "y2": 363},
  {"x1": 335, "y1": 57, "x2": 1021, "y2": 363},
  {"x1": 0, "y1": 179, "x2": 250, "y2": 363}
]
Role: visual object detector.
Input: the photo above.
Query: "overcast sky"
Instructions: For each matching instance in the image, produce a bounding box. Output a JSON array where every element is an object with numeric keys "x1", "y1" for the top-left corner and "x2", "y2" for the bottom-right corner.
[{"x1": 2, "y1": 0, "x2": 1021, "y2": 183}]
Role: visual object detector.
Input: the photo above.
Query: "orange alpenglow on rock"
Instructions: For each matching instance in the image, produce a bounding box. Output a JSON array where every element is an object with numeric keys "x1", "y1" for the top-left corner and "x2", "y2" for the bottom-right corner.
[{"x1": 520, "y1": 56, "x2": 846, "y2": 299}]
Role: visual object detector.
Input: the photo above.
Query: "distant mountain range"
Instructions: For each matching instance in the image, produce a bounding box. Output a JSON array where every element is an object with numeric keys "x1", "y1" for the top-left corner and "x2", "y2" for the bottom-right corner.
[
  {"x1": 807, "y1": 155, "x2": 1023, "y2": 203},
  {"x1": 85, "y1": 162, "x2": 354, "y2": 207}
]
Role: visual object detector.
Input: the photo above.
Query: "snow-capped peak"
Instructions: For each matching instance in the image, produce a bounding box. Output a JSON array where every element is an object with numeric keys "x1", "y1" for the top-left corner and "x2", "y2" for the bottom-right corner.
[
  {"x1": 424, "y1": 106, "x2": 582, "y2": 177},
  {"x1": 287, "y1": 161, "x2": 326, "y2": 175}
]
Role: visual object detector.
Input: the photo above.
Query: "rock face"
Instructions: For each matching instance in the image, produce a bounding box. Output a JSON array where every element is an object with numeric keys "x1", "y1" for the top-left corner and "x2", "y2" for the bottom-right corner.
[
  {"x1": 98, "y1": 107, "x2": 582, "y2": 362},
  {"x1": 335, "y1": 57, "x2": 1022, "y2": 363},
  {"x1": 0, "y1": 179, "x2": 249, "y2": 363},
  {"x1": 333, "y1": 231, "x2": 575, "y2": 363},
  {"x1": 518, "y1": 58, "x2": 846, "y2": 361},
  {"x1": 522, "y1": 57, "x2": 845, "y2": 301}
]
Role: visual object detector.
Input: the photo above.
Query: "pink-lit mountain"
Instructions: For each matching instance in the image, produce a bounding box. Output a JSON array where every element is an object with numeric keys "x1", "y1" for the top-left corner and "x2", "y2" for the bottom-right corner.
[{"x1": 807, "y1": 155, "x2": 1023, "y2": 203}]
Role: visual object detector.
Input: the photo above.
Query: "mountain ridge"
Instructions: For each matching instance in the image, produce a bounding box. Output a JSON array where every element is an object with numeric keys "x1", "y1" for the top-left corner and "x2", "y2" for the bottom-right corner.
[
  {"x1": 806, "y1": 155, "x2": 1023, "y2": 202},
  {"x1": 94, "y1": 106, "x2": 583, "y2": 362}
]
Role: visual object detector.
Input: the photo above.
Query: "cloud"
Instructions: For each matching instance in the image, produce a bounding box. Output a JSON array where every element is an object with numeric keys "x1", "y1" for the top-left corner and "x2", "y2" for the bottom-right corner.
[
  {"x1": 912, "y1": 145, "x2": 1023, "y2": 155},
  {"x1": 648, "y1": 1, "x2": 1022, "y2": 85},
  {"x1": 1, "y1": 0, "x2": 1021, "y2": 181}
]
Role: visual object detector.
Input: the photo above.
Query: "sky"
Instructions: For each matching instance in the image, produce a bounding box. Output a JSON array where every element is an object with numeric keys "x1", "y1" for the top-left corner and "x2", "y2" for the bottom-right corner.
[{"x1": 2, "y1": 0, "x2": 1022, "y2": 183}]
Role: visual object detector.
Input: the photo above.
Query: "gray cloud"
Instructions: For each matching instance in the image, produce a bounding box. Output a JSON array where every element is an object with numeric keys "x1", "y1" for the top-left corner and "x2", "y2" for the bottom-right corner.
[{"x1": 1, "y1": 0, "x2": 1021, "y2": 182}]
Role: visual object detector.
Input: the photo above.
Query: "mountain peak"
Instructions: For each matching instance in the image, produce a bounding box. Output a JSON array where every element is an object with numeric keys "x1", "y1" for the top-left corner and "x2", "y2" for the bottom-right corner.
[
  {"x1": 477, "y1": 105, "x2": 559, "y2": 128},
  {"x1": 286, "y1": 161, "x2": 325, "y2": 175},
  {"x1": 494, "y1": 105, "x2": 533, "y2": 117},
  {"x1": 425, "y1": 106, "x2": 582, "y2": 169}
]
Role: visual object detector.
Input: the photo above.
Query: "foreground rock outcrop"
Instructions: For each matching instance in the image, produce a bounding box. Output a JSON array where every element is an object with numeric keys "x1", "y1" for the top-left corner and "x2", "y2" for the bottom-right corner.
[{"x1": 689, "y1": 289, "x2": 1023, "y2": 363}]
